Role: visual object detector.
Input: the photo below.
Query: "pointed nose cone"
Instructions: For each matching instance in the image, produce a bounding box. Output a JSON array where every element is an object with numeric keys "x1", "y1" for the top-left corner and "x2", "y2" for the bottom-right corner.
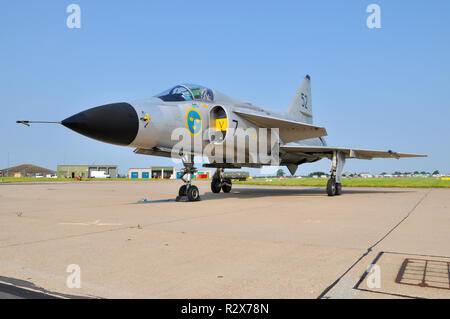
[{"x1": 62, "y1": 103, "x2": 139, "y2": 146}]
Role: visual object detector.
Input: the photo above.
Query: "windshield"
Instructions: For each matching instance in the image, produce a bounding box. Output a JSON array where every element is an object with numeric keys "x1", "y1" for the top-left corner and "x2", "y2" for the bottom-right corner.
[{"x1": 156, "y1": 84, "x2": 214, "y2": 102}]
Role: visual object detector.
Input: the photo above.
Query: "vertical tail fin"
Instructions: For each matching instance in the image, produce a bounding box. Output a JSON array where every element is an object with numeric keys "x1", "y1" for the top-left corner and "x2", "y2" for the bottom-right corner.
[{"x1": 286, "y1": 75, "x2": 313, "y2": 124}]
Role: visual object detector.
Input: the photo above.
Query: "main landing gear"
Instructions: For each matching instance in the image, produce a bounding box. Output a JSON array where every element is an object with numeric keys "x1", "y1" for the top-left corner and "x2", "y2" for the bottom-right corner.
[
  {"x1": 327, "y1": 151, "x2": 346, "y2": 196},
  {"x1": 176, "y1": 159, "x2": 201, "y2": 202},
  {"x1": 211, "y1": 168, "x2": 232, "y2": 194}
]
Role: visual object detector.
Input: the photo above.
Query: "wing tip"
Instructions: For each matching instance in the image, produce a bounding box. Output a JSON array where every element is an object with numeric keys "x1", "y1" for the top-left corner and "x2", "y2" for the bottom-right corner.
[{"x1": 389, "y1": 150, "x2": 428, "y2": 158}]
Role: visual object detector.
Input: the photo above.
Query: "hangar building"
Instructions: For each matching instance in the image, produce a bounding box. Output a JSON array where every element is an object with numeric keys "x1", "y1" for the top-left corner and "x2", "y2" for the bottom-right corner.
[
  {"x1": 0, "y1": 164, "x2": 56, "y2": 178},
  {"x1": 57, "y1": 165, "x2": 118, "y2": 179}
]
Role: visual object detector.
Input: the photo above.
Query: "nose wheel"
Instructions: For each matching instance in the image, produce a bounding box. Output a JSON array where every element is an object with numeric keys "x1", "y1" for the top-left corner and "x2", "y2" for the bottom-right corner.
[
  {"x1": 178, "y1": 185, "x2": 187, "y2": 196},
  {"x1": 186, "y1": 185, "x2": 200, "y2": 201}
]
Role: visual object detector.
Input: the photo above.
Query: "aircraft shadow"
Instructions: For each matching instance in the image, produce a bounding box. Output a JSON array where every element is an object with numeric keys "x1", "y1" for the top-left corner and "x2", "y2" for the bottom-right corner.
[
  {"x1": 134, "y1": 187, "x2": 414, "y2": 204},
  {"x1": 199, "y1": 187, "x2": 414, "y2": 201}
]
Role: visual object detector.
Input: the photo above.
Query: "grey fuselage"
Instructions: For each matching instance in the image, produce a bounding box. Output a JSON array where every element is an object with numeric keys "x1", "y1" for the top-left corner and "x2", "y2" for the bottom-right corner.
[
  {"x1": 60, "y1": 83, "x2": 326, "y2": 169},
  {"x1": 128, "y1": 89, "x2": 325, "y2": 167}
]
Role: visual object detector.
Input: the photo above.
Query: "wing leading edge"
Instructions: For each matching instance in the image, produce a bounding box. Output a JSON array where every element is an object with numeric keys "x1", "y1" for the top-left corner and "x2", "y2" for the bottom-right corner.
[{"x1": 281, "y1": 145, "x2": 427, "y2": 160}]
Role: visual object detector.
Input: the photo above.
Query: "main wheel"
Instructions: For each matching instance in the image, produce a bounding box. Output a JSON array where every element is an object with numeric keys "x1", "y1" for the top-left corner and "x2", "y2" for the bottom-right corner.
[
  {"x1": 326, "y1": 178, "x2": 336, "y2": 196},
  {"x1": 211, "y1": 178, "x2": 222, "y2": 193},
  {"x1": 187, "y1": 185, "x2": 200, "y2": 201},
  {"x1": 178, "y1": 185, "x2": 187, "y2": 197},
  {"x1": 222, "y1": 178, "x2": 232, "y2": 193},
  {"x1": 335, "y1": 183, "x2": 342, "y2": 195}
]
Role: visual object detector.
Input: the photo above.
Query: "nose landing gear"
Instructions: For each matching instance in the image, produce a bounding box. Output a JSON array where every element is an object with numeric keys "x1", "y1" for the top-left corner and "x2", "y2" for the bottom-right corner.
[{"x1": 176, "y1": 160, "x2": 201, "y2": 202}]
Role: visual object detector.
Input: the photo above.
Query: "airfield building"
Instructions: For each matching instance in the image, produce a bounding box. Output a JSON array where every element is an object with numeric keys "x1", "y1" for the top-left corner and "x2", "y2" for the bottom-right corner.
[
  {"x1": 57, "y1": 165, "x2": 118, "y2": 179},
  {"x1": 129, "y1": 166, "x2": 175, "y2": 179},
  {"x1": 128, "y1": 167, "x2": 211, "y2": 179},
  {"x1": 175, "y1": 169, "x2": 211, "y2": 179},
  {"x1": 0, "y1": 164, "x2": 56, "y2": 178}
]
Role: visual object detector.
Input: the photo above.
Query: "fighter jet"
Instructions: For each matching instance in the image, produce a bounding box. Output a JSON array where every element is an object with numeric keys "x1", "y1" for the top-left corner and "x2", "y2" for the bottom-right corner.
[{"x1": 17, "y1": 75, "x2": 426, "y2": 201}]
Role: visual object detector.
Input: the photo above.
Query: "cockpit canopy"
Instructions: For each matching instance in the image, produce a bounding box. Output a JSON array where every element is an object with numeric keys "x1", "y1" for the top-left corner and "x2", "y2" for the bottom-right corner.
[{"x1": 155, "y1": 84, "x2": 214, "y2": 102}]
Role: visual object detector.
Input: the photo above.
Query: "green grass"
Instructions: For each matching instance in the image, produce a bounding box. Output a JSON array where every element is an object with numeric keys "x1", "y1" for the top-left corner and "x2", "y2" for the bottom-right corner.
[
  {"x1": 235, "y1": 177, "x2": 450, "y2": 188},
  {"x1": 1, "y1": 177, "x2": 449, "y2": 188}
]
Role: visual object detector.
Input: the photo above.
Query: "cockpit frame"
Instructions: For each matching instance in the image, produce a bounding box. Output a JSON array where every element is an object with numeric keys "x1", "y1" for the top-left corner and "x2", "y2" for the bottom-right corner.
[{"x1": 156, "y1": 84, "x2": 214, "y2": 103}]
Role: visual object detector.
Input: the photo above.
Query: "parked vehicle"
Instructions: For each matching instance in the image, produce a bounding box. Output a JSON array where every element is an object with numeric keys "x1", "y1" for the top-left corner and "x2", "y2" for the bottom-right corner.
[{"x1": 90, "y1": 171, "x2": 110, "y2": 178}]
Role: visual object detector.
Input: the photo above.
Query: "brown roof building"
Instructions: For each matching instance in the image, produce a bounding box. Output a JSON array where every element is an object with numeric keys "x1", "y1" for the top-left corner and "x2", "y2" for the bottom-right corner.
[{"x1": 0, "y1": 164, "x2": 56, "y2": 178}]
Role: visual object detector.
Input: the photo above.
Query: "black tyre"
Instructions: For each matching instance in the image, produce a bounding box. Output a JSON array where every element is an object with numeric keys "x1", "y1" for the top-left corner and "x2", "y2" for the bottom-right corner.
[
  {"x1": 326, "y1": 178, "x2": 336, "y2": 196},
  {"x1": 211, "y1": 179, "x2": 221, "y2": 193},
  {"x1": 335, "y1": 183, "x2": 342, "y2": 195},
  {"x1": 222, "y1": 178, "x2": 232, "y2": 193},
  {"x1": 178, "y1": 185, "x2": 187, "y2": 197},
  {"x1": 187, "y1": 185, "x2": 200, "y2": 201}
]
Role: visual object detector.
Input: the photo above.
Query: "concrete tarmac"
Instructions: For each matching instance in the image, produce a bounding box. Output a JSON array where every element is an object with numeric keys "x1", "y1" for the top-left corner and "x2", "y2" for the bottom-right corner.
[{"x1": 0, "y1": 180, "x2": 448, "y2": 299}]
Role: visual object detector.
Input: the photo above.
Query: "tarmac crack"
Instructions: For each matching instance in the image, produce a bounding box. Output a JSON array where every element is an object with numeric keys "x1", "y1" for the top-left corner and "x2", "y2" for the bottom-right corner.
[{"x1": 317, "y1": 189, "x2": 432, "y2": 299}]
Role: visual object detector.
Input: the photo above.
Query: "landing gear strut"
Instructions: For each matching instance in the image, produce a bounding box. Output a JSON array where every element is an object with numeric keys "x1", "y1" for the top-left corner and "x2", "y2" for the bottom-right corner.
[
  {"x1": 327, "y1": 151, "x2": 345, "y2": 196},
  {"x1": 211, "y1": 168, "x2": 232, "y2": 194},
  {"x1": 176, "y1": 157, "x2": 201, "y2": 202}
]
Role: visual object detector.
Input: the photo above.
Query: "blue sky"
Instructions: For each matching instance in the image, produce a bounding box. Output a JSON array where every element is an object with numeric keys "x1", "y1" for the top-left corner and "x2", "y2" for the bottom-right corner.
[{"x1": 1, "y1": 1, "x2": 449, "y2": 175}]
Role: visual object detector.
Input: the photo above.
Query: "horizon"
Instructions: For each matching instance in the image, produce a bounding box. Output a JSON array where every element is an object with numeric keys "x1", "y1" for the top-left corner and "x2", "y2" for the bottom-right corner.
[{"x1": 0, "y1": 162, "x2": 448, "y2": 178}]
